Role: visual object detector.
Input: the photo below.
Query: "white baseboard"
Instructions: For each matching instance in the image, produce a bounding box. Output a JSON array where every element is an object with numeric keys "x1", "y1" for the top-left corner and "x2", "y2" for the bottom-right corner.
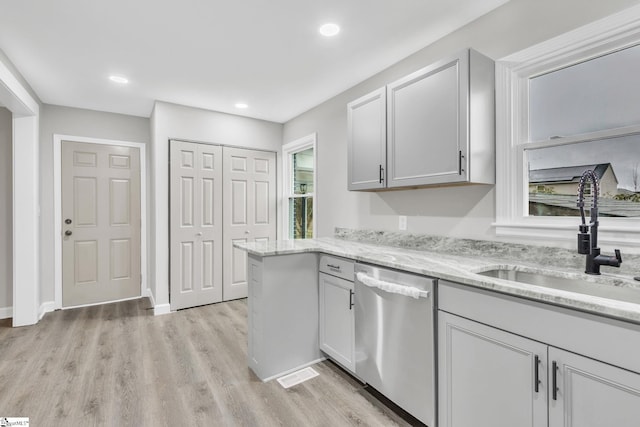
[
  {"x1": 143, "y1": 287, "x2": 156, "y2": 307},
  {"x1": 39, "y1": 301, "x2": 56, "y2": 320},
  {"x1": 142, "y1": 288, "x2": 169, "y2": 315},
  {"x1": 153, "y1": 303, "x2": 171, "y2": 316},
  {"x1": 0, "y1": 306, "x2": 13, "y2": 320},
  {"x1": 1, "y1": 302, "x2": 56, "y2": 322}
]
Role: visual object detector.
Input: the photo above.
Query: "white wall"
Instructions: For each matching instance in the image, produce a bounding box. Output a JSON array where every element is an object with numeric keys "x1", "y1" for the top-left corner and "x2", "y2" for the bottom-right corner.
[
  {"x1": 39, "y1": 104, "x2": 150, "y2": 304},
  {"x1": 150, "y1": 101, "x2": 283, "y2": 310},
  {"x1": 283, "y1": 0, "x2": 640, "y2": 241},
  {"x1": 0, "y1": 107, "x2": 12, "y2": 312}
]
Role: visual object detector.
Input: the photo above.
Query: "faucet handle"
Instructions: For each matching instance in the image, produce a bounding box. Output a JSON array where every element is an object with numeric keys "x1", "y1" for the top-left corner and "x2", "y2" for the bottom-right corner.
[
  {"x1": 577, "y1": 231, "x2": 590, "y2": 254},
  {"x1": 615, "y1": 249, "x2": 622, "y2": 264}
]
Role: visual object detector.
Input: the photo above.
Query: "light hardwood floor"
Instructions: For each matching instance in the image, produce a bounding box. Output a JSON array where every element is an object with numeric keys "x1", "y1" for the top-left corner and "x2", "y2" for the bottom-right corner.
[{"x1": 0, "y1": 299, "x2": 415, "y2": 426}]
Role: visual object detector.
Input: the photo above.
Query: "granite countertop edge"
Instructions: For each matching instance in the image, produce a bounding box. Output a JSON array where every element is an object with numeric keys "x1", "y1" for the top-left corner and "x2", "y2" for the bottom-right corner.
[{"x1": 234, "y1": 237, "x2": 640, "y2": 324}]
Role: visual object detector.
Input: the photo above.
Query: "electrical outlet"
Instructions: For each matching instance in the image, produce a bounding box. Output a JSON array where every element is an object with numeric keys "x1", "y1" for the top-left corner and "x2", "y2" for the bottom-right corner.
[{"x1": 399, "y1": 215, "x2": 407, "y2": 231}]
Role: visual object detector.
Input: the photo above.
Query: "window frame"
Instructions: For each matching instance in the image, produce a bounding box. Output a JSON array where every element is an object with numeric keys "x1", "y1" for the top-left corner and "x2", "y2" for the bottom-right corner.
[
  {"x1": 495, "y1": 4, "x2": 640, "y2": 251},
  {"x1": 282, "y1": 133, "x2": 317, "y2": 240}
]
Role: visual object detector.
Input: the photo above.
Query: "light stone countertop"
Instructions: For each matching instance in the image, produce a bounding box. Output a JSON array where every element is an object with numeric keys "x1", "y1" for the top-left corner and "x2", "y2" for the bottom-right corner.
[{"x1": 234, "y1": 230, "x2": 640, "y2": 324}]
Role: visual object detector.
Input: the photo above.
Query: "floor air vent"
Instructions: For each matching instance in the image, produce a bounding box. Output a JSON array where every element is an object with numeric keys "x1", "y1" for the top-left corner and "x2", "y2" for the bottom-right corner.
[{"x1": 276, "y1": 367, "x2": 319, "y2": 389}]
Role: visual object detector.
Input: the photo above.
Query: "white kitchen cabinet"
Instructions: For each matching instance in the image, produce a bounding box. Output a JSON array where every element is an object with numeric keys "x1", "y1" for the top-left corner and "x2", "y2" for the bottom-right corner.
[
  {"x1": 347, "y1": 87, "x2": 386, "y2": 190},
  {"x1": 319, "y1": 273, "x2": 355, "y2": 372},
  {"x1": 347, "y1": 49, "x2": 494, "y2": 191},
  {"x1": 438, "y1": 281, "x2": 640, "y2": 427},
  {"x1": 386, "y1": 49, "x2": 495, "y2": 188},
  {"x1": 247, "y1": 253, "x2": 323, "y2": 381},
  {"x1": 549, "y1": 347, "x2": 640, "y2": 427},
  {"x1": 318, "y1": 255, "x2": 355, "y2": 372},
  {"x1": 439, "y1": 311, "x2": 548, "y2": 427}
]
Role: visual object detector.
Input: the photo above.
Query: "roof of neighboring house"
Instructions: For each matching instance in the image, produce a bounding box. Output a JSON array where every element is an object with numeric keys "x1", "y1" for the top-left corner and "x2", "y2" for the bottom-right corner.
[{"x1": 529, "y1": 163, "x2": 618, "y2": 185}]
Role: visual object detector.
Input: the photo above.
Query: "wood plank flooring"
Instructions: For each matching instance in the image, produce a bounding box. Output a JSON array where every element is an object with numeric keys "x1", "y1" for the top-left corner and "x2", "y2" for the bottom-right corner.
[{"x1": 0, "y1": 299, "x2": 415, "y2": 426}]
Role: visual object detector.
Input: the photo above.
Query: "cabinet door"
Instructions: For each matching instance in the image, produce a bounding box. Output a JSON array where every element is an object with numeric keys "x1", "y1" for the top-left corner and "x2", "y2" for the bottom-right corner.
[
  {"x1": 549, "y1": 347, "x2": 640, "y2": 427},
  {"x1": 387, "y1": 51, "x2": 468, "y2": 187},
  {"x1": 319, "y1": 273, "x2": 355, "y2": 372},
  {"x1": 347, "y1": 87, "x2": 387, "y2": 190},
  {"x1": 438, "y1": 312, "x2": 547, "y2": 427}
]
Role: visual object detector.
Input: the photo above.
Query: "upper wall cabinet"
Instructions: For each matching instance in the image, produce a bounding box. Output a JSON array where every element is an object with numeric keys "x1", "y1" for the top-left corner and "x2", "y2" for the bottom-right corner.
[
  {"x1": 347, "y1": 87, "x2": 386, "y2": 190},
  {"x1": 347, "y1": 49, "x2": 495, "y2": 191}
]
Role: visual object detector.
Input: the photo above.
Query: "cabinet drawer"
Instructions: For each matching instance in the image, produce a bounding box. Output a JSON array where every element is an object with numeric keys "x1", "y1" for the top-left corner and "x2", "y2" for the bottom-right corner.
[{"x1": 319, "y1": 255, "x2": 354, "y2": 281}]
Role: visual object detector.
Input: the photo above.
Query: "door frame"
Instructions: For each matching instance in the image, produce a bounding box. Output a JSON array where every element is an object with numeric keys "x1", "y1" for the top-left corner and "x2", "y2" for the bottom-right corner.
[
  {"x1": 1, "y1": 57, "x2": 40, "y2": 326},
  {"x1": 53, "y1": 134, "x2": 147, "y2": 310}
]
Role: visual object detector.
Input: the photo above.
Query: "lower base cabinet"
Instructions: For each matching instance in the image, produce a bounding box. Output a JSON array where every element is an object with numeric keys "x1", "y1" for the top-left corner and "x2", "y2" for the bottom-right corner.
[
  {"x1": 438, "y1": 311, "x2": 547, "y2": 427},
  {"x1": 549, "y1": 347, "x2": 640, "y2": 427},
  {"x1": 247, "y1": 253, "x2": 322, "y2": 381},
  {"x1": 319, "y1": 272, "x2": 355, "y2": 372},
  {"x1": 438, "y1": 311, "x2": 640, "y2": 427}
]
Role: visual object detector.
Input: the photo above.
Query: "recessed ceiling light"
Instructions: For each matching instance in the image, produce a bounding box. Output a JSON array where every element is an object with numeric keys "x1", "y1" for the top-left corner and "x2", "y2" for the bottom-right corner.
[
  {"x1": 235, "y1": 103, "x2": 248, "y2": 109},
  {"x1": 319, "y1": 23, "x2": 340, "y2": 37},
  {"x1": 109, "y1": 75, "x2": 129, "y2": 84}
]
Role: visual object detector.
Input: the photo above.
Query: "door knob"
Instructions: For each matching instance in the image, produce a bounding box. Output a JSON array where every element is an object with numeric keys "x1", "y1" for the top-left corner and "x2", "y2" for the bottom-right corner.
[
  {"x1": 196, "y1": 232, "x2": 203, "y2": 236},
  {"x1": 65, "y1": 230, "x2": 72, "y2": 236},
  {"x1": 65, "y1": 218, "x2": 72, "y2": 224},
  {"x1": 245, "y1": 230, "x2": 250, "y2": 234}
]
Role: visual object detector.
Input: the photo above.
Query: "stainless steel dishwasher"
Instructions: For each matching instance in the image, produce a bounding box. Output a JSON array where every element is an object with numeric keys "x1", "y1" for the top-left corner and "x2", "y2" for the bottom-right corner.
[{"x1": 354, "y1": 263, "x2": 436, "y2": 426}]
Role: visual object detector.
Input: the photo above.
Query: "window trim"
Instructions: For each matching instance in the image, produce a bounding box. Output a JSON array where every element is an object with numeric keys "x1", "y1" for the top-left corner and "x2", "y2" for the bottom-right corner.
[
  {"x1": 282, "y1": 133, "x2": 317, "y2": 240},
  {"x1": 494, "y1": 4, "x2": 640, "y2": 250}
]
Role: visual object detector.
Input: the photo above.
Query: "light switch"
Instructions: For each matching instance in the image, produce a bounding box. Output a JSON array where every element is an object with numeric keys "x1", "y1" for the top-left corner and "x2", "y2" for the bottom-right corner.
[{"x1": 399, "y1": 215, "x2": 407, "y2": 231}]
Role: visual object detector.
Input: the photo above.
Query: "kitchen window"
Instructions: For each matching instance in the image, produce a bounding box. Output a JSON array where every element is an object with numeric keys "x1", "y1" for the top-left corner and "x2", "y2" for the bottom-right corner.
[
  {"x1": 495, "y1": 5, "x2": 640, "y2": 249},
  {"x1": 283, "y1": 133, "x2": 317, "y2": 239}
]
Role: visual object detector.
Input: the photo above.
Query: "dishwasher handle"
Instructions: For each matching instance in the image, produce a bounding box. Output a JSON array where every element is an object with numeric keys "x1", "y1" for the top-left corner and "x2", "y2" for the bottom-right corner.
[{"x1": 356, "y1": 272, "x2": 430, "y2": 299}]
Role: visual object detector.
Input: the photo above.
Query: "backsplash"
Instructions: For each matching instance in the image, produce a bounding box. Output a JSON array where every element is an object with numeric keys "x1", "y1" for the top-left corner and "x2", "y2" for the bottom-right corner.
[{"x1": 334, "y1": 228, "x2": 640, "y2": 278}]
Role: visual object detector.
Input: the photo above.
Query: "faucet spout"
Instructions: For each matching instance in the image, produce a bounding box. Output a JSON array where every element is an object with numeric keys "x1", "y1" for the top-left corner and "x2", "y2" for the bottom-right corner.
[{"x1": 576, "y1": 169, "x2": 622, "y2": 274}]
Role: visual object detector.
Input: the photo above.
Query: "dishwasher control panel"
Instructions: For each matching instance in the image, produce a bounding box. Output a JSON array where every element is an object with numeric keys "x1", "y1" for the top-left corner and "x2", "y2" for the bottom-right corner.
[{"x1": 319, "y1": 255, "x2": 354, "y2": 281}]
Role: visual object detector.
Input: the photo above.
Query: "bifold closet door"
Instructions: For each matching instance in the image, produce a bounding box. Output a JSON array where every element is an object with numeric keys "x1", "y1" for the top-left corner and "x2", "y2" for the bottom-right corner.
[
  {"x1": 170, "y1": 141, "x2": 223, "y2": 310},
  {"x1": 223, "y1": 147, "x2": 276, "y2": 301}
]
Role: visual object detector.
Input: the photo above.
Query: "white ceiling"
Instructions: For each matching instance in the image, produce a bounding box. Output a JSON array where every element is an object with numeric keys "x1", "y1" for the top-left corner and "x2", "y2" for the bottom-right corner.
[{"x1": 0, "y1": 0, "x2": 509, "y2": 123}]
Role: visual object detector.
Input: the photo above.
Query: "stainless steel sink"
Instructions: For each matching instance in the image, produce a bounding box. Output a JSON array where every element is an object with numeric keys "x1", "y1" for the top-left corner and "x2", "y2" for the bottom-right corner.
[{"x1": 477, "y1": 266, "x2": 640, "y2": 304}]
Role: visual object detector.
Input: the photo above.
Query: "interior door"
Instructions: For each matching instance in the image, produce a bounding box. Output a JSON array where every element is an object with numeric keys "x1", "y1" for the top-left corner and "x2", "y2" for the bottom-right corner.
[
  {"x1": 170, "y1": 141, "x2": 223, "y2": 310},
  {"x1": 61, "y1": 141, "x2": 141, "y2": 307},
  {"x1": 223, "y1": 147, "x2": 276, "y2": 301}
]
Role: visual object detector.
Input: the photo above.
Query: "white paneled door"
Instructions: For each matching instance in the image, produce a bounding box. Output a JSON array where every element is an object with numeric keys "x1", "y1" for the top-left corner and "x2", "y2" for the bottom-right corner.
[
  {"x1": 223, "y1": 147, "x2": 276, "y2": 301},
  {"x1": 170, "y1": 141, "x2": 223, "y2": 310},
  {"x1": 61, "y1": 141, "x2": 141, "y2": 307}
]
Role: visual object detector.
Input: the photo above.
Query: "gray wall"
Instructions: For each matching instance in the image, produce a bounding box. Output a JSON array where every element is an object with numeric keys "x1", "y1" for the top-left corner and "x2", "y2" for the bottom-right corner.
[
  {"x1": 0, "y1": 107, "x2": 12, "y2": 310},
  {"x1": 150, "y1": 101, "x2": 283, "y2": 307},
  {"x1": 283, "y1": 0, "x2": 640, "y2": 240},
  {"x1": 39, "y1": 104, "x2": 150, "y2": 303}
]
